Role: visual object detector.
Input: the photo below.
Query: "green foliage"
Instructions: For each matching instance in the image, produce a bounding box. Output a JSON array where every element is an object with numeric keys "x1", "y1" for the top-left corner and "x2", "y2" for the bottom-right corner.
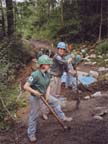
[
  {"x1": 7, "y1": 37, "x2": 34, "y2": 64},
  {"x1": 15, "y1": 0, "x2": 108, "y2": 42},
  {"x1": 1, "y1": 0, "x2": 108, "y2": 41},
  {"x1": 0, "y1": 83, "x2": 18, "y2": 129},
  {"x1": 0, "y1": 35, "x2": 35, "y2": 85},
  {"x1": 16, "y1": 0, "x2": 61, "y2": 40},
  {"x1": 0, "y1": 35, "x2": 34, "y2": 129},
  {"x1": 95, "y1": 41, "x2": 108, "y2": 67},
  {"x1": 96, "y1": 41, "x2": 108, "y2": 55}
]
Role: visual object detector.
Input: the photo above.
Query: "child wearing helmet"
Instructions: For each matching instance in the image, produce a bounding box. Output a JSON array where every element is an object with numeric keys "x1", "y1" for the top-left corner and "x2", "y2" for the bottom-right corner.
[
  {"x1": 69, "y1": 54, "x2": 82, "y2": 91},
  {"x1": 37, "y1": 48, "x2": 44, "y2": 59},
  {"x1": 72, "y1": 54, "x2": 82, "y2": 70},
  {"x1": 24, "y1": 54, "x2": 72, "y2": 142},
  {"x1": 63, "y1": 44, "x2": 82, "y2": 90},
  {"x1": 49, "y1": 42, "x2": 73, "y2": 96},
  {"x1": 81, "y1": 49, "x2": 87, "y2": 58}
]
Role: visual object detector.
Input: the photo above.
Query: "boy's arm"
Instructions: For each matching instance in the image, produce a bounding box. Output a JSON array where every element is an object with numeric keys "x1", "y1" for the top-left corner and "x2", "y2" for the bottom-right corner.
[
  {"x1": 55, "y1": 54, "x2": 74, "y2": 65},
  {"x1": 45, "y1": 85, "x2": 50, "y2": 101},
  {"x1": 24, "y1": 82, "x2": 42, "y2": 97},
  {"x1": 67, "y1": 57, "x2": 73, "y2": 64},
  {"x1": 68, "y1": 64, "x2": 77, "y2": 76},
  {"x1": 68, "y1": 69, "x2": 77, "y2": 76},
  {"x1": 55, "y1": 55, "x2": 66, "y2": 64},
  {"x1": 67, "y1": 54, "x2": 75, "y2": 64}
]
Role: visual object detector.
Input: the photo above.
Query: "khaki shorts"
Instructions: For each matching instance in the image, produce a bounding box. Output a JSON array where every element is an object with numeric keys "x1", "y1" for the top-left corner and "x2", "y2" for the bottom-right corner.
[{"x1": 49, "y1": 76, "x2": 61, "y2": 96}]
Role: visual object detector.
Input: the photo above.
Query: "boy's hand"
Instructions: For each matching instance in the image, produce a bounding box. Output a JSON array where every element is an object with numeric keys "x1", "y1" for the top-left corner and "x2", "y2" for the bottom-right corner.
[
  {"x1": 73, "y1": 71, "x2": 77, "y2": 77},
  {"x1": 24, "y1": 82, "x2": 43, "y2": 98},
  {"x1": 67, "y1": 57, "x2": 73, "y2": 64},
  {"x1": 34, "y1": 90, "x2": 42, "y2": 98},
  {"x1": 45, "y1": 94, "x2": 49, "y2": 101}
]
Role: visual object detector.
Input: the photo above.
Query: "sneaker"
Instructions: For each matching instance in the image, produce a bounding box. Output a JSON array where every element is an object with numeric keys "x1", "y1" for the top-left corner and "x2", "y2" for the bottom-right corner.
[
  {"x1": 42, "y1": 114, "x2": 48, "y2": 120},
  {"x1": 63, "y1": 116, "x2": 73, "y2": 122},
  {"x1": 55, "y1": 94, "x2": 64, "y2": 97},
  {"x1": 28, "y1": 135, "x2": 37, "y2": 142}
]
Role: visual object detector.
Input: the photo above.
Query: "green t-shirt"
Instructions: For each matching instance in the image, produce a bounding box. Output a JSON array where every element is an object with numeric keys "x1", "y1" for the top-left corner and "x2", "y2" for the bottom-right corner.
[{"x1": 27, "y1": 69, "x2": 50, "y2": 96}]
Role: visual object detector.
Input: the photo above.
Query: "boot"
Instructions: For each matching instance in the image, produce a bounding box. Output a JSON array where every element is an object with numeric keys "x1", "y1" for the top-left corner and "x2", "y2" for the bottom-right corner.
[
  {"x1": 63, "y1": 116, "x2": 73, "y2": 122},
  {"x1": 28, "y1": 134, "x2": 37, "y2": 142}
]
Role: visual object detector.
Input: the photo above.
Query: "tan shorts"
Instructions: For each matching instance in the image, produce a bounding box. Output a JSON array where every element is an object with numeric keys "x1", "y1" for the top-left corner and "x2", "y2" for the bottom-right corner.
[{"x1": 49, "y1": 76, "x2": 61, "y2": 96}]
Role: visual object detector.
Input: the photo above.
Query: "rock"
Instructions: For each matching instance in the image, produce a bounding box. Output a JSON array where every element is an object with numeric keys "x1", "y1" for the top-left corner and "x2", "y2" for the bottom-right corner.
[
  {"x1": 94, "y1": 106, "x2": 105, "y2": 110},
  {"x1": 98, "y1": 67, "x2": 108, "y2": 72},
  {"x1": 97, "y1": 55, "x2": 103, "y2": 58},
  {"x1": 105, "y1": 59, "x2": 108, "y2": 62},
  {"x1": 99, "y1": 109, "x2": 108, "y2": 116},
  {"x1": 89, "y1": 54, "x2": 96, "y2": 58},
  {"x1": 93, "y1": 115, "x2": 103, "y2": 120},
  {"x1": 84, "y1": 61, "x2": 97, "y2": 66},
  {"x1": 89, "y1": 70, "x2": 99, "y2": 78},
  {"x1": 83, "y1": 57, "x2": 91, "y2": 62},
  {"x1": 93, "y1": 106, "x2": 108, "y2": 118},
  {"x1": 92, "y1": 62, "x2": 97, "y2": 65},
  {"x1": 105, "y1": 73, "x2": 108, "y2": 77},
  {"x1": 58, "y1": 97, "x2": 67, "y2": 108},
  {"x1": 91, "y1": 91, "x2": 102, "y2": 97},
  {"x1": 77, "y1": 71, "x2": 88, "y2": 76},
  {"x1": 84, "y1": 62, "x2": 93, "y2": 66},
  {"x1": 84, "y1": 96, "x2": 90, "y2": 100}
]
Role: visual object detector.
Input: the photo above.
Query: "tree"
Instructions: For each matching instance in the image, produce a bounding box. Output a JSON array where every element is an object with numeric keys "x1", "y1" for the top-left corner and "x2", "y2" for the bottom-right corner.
[
  {"x1": 0, "y1": 0, "x2": 6, "y2": 37},
  {"x1": 98, "y1": 0, "x2": 103, "y2": 42},
  {"x1": 60, "y1": 0, "x2": 64, "y2": 27},
  {"x1": 48, "y1": 0, "x2": 51, "y2": 18},
  {"x1": 5, "y1": 0, "x2": 15, "y2": 36}
]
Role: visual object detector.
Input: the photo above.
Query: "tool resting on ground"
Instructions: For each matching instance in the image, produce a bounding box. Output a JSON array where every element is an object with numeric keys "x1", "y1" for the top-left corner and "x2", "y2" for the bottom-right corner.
[{"x1": 40, "y1": 95, "x2": 71, "y2": 131}]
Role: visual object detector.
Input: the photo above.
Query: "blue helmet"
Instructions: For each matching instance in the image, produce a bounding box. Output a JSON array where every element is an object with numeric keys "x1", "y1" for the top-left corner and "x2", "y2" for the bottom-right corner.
[{"x1": 57, "y1": 42, "x2": 67, "y2": 50}]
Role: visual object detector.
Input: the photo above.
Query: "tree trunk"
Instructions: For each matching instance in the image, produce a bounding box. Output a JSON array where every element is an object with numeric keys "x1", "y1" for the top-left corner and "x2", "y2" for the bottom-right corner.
[
  {"x1": 98, "y1": 0, "x2": 103, "y2": 42},
  {"x1": 60, "y1": 0, "x2": 64, "y2": 27},
  {"x1": 0, "y1": 0, "x2": 6, "y2": 37},
  {"x1": 48, "y1": 0, "x2": 51, "y2": 18},
  {"x1": 13, "y1": 0, "x2": 17, "y2": 35},
  {"x1": 5, "y1": 0, "x2": 15, "y2": 36}
]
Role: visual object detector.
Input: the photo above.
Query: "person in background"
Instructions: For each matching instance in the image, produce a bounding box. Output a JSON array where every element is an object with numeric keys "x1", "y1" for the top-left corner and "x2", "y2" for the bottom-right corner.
[
  {"x1": 81, "y1": 49, "x2": 87, "y2": 58},
  {"x1": 61, "y1": 43, "x2": 76, "y2": 88},
  {"x1": 37, "y1": 48, "x2": 44, "y2": 59},
  {"x1": 67, "y1": 43, "x2": 73, "y2": 53},
  {"x1": 62, "y1": 43, "x2": 82, "y2": 91}
]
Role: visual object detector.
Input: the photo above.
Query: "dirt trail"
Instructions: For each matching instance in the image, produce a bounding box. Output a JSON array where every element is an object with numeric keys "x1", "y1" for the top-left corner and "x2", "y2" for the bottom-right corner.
[
  {"x1": 1, "y1": 89, "x2": 108, "y2": 144},
  {"x1": 1, "y1": 41, "x2": 108, "y2": 144},
  {"x1": 30, "y1": 39, "x2": 55, "y2": 52}
]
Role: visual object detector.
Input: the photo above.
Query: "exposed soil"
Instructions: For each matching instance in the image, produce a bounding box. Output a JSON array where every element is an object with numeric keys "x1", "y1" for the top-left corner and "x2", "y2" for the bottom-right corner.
[
  {"x1": 62, "y1": 80, "x2": 108, "y2": 101},
  {"x1": 1, "y1": 43, "x2": 108, "y2": 144},
  {"x1": 1, "y1": 80, "x2": 108, "y2": 144}
]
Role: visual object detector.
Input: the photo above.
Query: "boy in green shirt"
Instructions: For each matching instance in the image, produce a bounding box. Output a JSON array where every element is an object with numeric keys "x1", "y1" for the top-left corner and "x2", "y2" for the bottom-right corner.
[{"x1": 24, "y1": 55, "x2": 72, "y2": 142}]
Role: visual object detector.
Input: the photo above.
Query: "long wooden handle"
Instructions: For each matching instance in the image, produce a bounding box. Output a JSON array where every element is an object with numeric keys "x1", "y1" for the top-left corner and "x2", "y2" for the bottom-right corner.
[
  {"x1": 75, "y1": 71, "x2": 81, "y2": 109},
  {"x1": 40, "y1": 96, "x2": 66, "y2": 129}
]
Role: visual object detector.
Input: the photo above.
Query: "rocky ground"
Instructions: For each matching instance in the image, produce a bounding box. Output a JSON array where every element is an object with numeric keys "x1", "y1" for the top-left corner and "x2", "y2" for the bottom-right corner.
[{"x1": 0, "y1": 43, "x2": 108, "y2": 144}]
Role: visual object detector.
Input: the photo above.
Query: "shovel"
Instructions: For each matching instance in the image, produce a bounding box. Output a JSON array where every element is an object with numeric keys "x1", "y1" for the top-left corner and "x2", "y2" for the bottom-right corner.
[
  {"x1": 75, "y1": 71, "x2": 81, "y2": 109},
  {"x1": 40, "y1": 95, "x2": 71, "y2": 131}
]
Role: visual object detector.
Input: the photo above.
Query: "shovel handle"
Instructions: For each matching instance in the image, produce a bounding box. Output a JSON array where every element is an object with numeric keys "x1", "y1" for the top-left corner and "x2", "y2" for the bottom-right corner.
[
  {"x1": 40, "y1": 95, "x2": 66, "y2": 129},
  {"x1": 74, "y1": 70, "x2": 81, "y2": 109}
]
